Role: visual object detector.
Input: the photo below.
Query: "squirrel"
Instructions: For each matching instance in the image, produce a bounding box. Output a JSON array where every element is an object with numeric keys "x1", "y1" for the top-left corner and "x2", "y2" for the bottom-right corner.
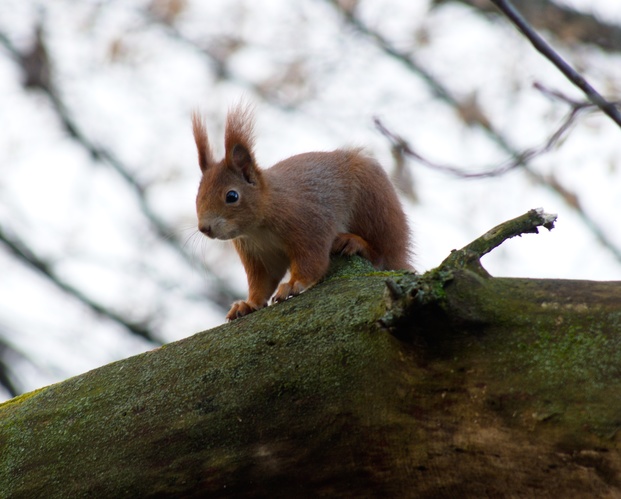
[{"x1": 192, "y1": 104, "x2": 412, "y2": 320}]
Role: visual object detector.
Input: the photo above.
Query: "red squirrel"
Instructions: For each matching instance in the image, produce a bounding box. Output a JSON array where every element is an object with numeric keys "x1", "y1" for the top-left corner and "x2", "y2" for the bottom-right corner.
[{"x1": 193, "y1": 105, "x2": 412, "y2": 320}]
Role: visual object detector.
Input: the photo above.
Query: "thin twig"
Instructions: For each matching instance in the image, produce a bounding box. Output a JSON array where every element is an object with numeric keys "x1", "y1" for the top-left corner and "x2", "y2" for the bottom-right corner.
[
  {"x1": 375, "y1": 80, "x2": 605, "y2": 179},
  {"x1": 374, "y1": 99, "x2": 585, "y2": 179},
  {"x1": 490, "y1": 0, "x2": 621, "y2": 128}
]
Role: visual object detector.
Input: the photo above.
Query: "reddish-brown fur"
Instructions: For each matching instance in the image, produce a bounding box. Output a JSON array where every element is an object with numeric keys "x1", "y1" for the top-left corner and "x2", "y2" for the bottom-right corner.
[{"x1": 193, "y1": 105, "x2": 412, "y2": 320}]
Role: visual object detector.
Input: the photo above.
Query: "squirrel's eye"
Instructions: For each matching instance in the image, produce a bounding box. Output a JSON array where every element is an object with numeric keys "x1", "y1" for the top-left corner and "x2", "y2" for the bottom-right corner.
[{"x1": 225, "y1": 190, "x2": 239, "y2": 204}]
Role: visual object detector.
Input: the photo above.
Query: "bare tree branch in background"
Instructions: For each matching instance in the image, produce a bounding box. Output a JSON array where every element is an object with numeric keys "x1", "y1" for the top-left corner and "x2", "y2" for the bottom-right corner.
[
  {"x1": 0, "y1": 224, "x2": 161, "y2": 344},
  {"x1": 0, "y1": 328, "x2": 56, "y2": 398},
  {"x1": 376, "y1": 87, "x2": 621, "y2": 263},
  {"x1": 490, "y1": 0, "x2": 621, "y2": 128},
  {"x1": 0, "y1": 335, "x2": 24, "y2": 398},
  {"x1": 434, "y1": 0, "x2": 621, "y2": 55},
  {"x1": 326, "y1": 0, "x2": 621, "y2": 265},
  {"x1": 375, "y1": 82, "x2": 616, "y2": 179},
  {"x1": 0, "y1": 23, "x2": 240, "y2": 314},
  {"x1": 144, "y1": 6, "x2": 315, "y2": 109}
]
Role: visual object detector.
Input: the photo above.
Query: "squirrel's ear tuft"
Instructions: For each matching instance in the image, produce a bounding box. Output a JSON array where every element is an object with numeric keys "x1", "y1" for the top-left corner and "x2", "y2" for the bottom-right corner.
[
  {"x1": 192, "y1": 112, "x2": 214, "y2": 172},
  {"x1": 225, "y1": 103, "x2": 260, "y2": 184},
  {"x1": 225, "y1": 103, "x2": 255, "y2": 154}
]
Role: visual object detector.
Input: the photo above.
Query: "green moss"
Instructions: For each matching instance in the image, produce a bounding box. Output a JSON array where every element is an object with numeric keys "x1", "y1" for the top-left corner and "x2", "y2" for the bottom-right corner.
[
  {"x1": 383, "y1": 267, "x2": 621, "y2": 444},
  {"x1": 0, "y1": 257, "x2": 407, "y2": 497},
  {"x1": 0, "y1": 385, "x2": 48, "y2": 411},
  {"x1": 3, "y1": 258, "x2": 621, "y2": 495},
  {"x1": 455, "y1": 279, "x2": 621, "y2": 440},
  {"x1": 323, "y1": 254, "x2": 411, "y2": 281}
]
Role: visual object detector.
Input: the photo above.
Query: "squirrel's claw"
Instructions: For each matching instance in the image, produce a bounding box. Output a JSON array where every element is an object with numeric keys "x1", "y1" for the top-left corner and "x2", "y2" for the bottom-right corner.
[
  {"x1": 272, "y1": 283, "x2": 293, "y2": 304},
  {"x1": 272, "y1": 281, "x2": 307, "y2": 304}
]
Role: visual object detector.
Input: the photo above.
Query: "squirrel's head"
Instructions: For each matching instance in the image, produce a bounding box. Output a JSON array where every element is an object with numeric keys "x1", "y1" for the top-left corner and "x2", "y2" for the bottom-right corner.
[{"x1": 193, "y1": 106, "x2": 264, "y2": 240}]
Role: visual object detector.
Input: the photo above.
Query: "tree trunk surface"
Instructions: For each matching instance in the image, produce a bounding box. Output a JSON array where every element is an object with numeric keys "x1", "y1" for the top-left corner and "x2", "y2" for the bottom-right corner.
[{"x1": 2, "y1": 244, "x2": 621, "y2": 497}]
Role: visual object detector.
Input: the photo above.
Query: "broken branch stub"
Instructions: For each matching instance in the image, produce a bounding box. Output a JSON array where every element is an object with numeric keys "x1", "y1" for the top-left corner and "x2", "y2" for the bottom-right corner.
[
  {"x1": 379, "y1": 208, "x2": 557, "y2": 331},
  {"x1": 439, "y1": 208, "x2": 557, "y2": 271}
]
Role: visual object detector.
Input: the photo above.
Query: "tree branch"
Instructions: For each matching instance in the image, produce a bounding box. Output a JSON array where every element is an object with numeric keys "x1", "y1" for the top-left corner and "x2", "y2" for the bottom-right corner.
[
  {"x1": 490, "y1": 0, "x2": 621, "y2": 128},
  {"x1": 436, "y1": 0, "x2": 621, "y2": 55},
  {"x1": 381, "y1": 208, "x2": 557, "y2": 329}
]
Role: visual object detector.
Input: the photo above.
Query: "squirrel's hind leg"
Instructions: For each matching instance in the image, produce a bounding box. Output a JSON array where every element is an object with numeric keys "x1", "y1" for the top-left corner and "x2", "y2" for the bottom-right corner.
[{"x1": 331, "y1": 233, "x2": 379, "y2": 267}]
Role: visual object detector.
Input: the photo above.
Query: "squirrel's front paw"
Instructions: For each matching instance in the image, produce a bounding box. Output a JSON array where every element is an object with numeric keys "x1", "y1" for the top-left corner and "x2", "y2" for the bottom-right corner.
[
  {"x1": 226, "y1": 300, "x2": 264, "y2": 321},
  {"x1": 272, "y1": 281, "x2": 307, "y2": 304}
]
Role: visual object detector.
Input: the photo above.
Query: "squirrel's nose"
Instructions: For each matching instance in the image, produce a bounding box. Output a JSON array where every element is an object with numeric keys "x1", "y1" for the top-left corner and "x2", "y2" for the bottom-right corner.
[{"x1": 199, "y1": 224, "x2": 213, "y2": 238}]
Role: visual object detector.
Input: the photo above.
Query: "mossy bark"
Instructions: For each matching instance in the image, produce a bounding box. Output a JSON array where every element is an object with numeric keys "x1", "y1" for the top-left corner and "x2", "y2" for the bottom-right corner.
[{"x1": 2, "y1": 253, "x2": 621, "y2": 497}]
